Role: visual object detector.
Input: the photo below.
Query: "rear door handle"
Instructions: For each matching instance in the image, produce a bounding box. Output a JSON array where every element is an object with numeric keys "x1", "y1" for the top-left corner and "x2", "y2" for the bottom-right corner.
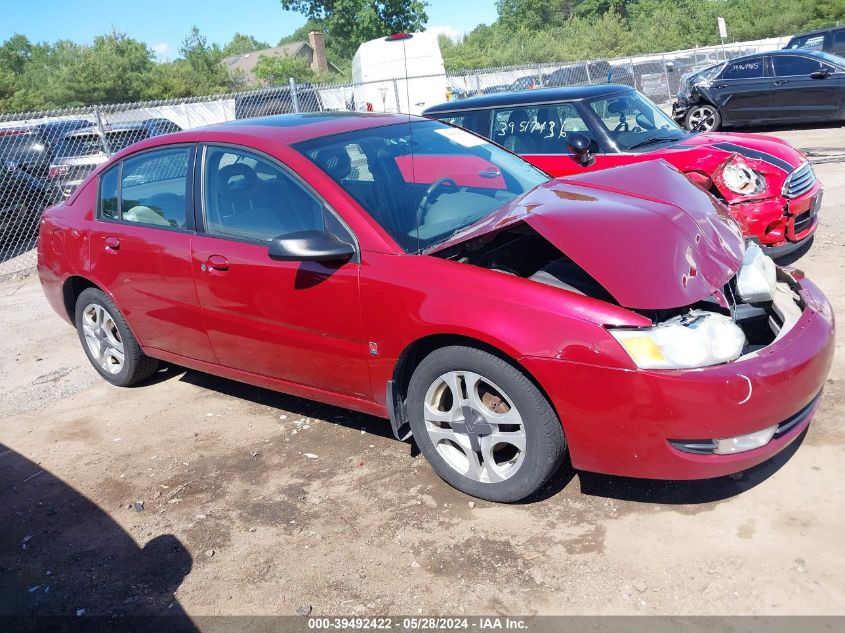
[
  {"x1": 773, "y1": 80, "x2": 789, "y2": 86},
  {"x1": 104, "y1": 236, "x2": 120, "y2": 251},
  {"x1": 206, "y1": 255, "x2": 229, "y2": 272}
]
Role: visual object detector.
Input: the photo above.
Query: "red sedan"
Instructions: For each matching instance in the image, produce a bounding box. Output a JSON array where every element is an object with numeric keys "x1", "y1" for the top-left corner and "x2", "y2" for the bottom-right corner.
[
  {"x1": 424, "y1": 86, "x2": 822, "y2": 258},
  {"x1": 37, "y1": 113, "x2": 834, "y2": 502}
]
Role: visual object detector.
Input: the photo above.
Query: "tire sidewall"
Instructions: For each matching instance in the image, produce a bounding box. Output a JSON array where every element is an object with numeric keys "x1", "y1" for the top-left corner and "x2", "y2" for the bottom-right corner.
[
  {"x1": 406, "y1": 347, "x2": 563, "y2": 502},
  {"x1": 74, "y1": 288, "x2": 136, "y2": 386}
]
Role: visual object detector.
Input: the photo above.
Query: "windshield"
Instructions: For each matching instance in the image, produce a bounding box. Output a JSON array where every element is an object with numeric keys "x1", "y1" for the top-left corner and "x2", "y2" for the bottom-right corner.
[
  {"x1": 694, "y1": 62, "x2": 725, "y2": 82},
  {"x1": 293, "y1": 120, "x2": 549, "y2": 252},
  {"x1": 587, "y1": 92, "x2": 686, "y2": 151}
]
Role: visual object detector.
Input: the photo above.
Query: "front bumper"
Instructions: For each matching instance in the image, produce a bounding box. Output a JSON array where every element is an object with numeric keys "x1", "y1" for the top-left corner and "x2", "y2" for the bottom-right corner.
[
  {"x1": 731, "y1": 184, "x2": 822, "y2": 258},
  {"x1": 520, "y1": 276, "x2": 834, "y2": 480},
  {"x1": 671, "y1": 101, "x2": 690, "y2": 122}
]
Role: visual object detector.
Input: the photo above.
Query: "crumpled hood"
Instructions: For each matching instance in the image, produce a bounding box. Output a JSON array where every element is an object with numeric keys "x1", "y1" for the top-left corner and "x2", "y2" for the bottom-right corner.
[
  {"x1": 674, "y1": 131, "x2": 802, "y2": 173},
  {"x1": 430, "y1": 160, "x2": 745, "y2": 310}
]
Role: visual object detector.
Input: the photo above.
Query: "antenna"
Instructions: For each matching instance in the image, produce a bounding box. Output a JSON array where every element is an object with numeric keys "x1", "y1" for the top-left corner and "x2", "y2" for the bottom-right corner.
[{"x1": 400, "y1": 34, "x2": 421, "y2": 253}]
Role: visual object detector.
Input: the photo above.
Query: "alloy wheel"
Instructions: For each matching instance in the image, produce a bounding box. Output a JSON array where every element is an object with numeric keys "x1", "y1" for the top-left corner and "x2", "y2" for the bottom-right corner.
[
  {"x1": 423, "y1": 370, "x2": 526, "y2": 483},
  {"x1": 81, "y1": 303, "x2": 125, "y2": 374},
  {"x1": 687, "y1": 105, "x2": 717, "y2": 131}
]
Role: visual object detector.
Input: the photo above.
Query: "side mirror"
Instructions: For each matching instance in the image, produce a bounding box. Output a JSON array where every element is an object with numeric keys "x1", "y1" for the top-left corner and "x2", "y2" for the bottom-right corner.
[
  {"x1": 810, "y1": 69, "x2": 830, "y2": 79},
  {"x1": 567, "y1": 133, "x2": 595, "y2": 167},
  {"x1": 268, "y1": 230, "x2": 355, "y2": 263}
]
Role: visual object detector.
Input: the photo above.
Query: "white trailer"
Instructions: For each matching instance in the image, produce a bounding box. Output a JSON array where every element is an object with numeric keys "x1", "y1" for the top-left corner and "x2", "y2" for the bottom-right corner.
[{"x1": 351, "y1": 32, "x2": 449, "y2": 115}]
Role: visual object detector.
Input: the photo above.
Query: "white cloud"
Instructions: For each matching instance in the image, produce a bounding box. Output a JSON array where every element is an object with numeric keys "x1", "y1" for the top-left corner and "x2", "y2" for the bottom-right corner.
[
  {"x1": 427, "y1": 25, "x2": 461, "y2": 43},
  {"x1": 152, "y1": 42, "x2": 171, "y2": 61}
]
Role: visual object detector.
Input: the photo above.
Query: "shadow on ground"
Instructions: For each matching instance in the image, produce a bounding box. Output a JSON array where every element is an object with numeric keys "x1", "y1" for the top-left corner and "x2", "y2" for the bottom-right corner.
[
  {"x1": 172, "y1": 364, "x2": 806, "y2": 508},
  {"x1": 0, "y1": 443, "x2": 198, "y2": 632}
]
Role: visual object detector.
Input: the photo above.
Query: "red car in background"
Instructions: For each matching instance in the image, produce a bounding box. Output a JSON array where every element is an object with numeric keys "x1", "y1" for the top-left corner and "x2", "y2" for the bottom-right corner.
[
  {"x1": 37, "y1": 113, "x2": 833, "y2": 502},
  {"x1": 424, "y1": 85, "x2": 823, "y2": 258}
]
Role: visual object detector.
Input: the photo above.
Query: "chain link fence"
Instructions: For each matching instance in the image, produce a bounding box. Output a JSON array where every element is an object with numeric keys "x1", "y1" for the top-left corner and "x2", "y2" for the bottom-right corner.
[{"x1": 0, "y1": 36, "x2": 789, "y2": 278}]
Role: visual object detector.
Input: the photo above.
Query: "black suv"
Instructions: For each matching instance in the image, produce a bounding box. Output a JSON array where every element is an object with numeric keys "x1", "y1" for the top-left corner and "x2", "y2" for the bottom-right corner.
[
  {"x1": 786, "y1": 26, "x2": 845, "y2": 57},
  {"x1": 0, "y1": 129, "x2": 60, "y2": 251},
  {"x1": 234, "y1": 83, "x2": 322, "y2": 119},
  {"x1": 50, "y1": 118, "x2": 182, "y2": 197}
]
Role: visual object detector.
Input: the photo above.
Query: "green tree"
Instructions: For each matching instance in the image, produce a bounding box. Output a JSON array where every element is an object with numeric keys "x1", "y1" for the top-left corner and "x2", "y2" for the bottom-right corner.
[
  {"x1": 177, "y1": 26, "x2": 238, "y2": 94},
  {"x1": 253, "y1": 54, "x2": 317, "y2": 84},
  {"x1": 222, "y1": 33, "x2": 271, "y2": 57},
  {"x1": 280, "y1": 0, "x2": 428, "y2": 58}
]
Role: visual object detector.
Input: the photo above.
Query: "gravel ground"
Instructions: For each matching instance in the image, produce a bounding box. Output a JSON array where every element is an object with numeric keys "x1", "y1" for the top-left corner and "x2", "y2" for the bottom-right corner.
[{"x1": 0, "y1": 123, "x2": 843, "y2": 621}]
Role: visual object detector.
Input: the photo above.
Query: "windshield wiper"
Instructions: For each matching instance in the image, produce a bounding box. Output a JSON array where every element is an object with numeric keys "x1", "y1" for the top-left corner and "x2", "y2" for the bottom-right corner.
[{"x1": 626, "y1": 136, "x2": 682, "y2": 150}]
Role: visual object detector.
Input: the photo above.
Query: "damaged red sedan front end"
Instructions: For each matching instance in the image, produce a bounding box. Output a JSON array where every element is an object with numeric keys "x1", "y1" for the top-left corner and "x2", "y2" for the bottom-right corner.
[{"x1": 427, "y1": 159, "x2": 834, "y2": 480}]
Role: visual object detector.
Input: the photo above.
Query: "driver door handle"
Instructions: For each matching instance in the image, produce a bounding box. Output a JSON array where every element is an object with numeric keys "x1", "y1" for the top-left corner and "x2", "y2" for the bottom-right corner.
[
  {"x1": 773, "y1": 80, "x2": 789, "y2": 86},
  {"x1": 206, "y1": 255, "x2": 229, "y2": 272}
]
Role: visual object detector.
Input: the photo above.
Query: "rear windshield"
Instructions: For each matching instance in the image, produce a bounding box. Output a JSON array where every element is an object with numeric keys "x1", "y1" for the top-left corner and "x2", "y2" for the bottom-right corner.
[
  {"x1": 58, "y1": 129, "x2": 144, "y2": 158},
  {"x1": 56, "y1": 132, "x2": 104, "y2": 158}
]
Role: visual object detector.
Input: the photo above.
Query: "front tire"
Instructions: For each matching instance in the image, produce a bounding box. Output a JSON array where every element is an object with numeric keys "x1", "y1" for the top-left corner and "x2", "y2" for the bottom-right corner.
[
  {"x1": 75, "y1": 287, "x2": 159, "y2": 387},
  {"x1": 684, "y1": 103, "x2": 721, "y2": 132},
  {"x1": 406, "y1": 346, "x2": 566, "y2": 502}
]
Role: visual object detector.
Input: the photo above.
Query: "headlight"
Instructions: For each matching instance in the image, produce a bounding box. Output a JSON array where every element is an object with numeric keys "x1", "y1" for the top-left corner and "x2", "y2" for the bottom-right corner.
[
  {"x1": 610, "y1": 310, "x2": 746, "y2": 369},
  {"x1": 720, "y1": 154, "x2": 765, "y2": 195},
  {"x1": 736, "y1": 242, "x2": 776, "y2": 302}
]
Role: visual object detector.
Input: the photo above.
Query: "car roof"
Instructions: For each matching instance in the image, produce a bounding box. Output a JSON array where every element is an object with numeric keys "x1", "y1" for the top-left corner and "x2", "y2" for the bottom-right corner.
[
  {"x1": 97, "y1": 111, "x2": 425, "y2": 165},
  {"x1": 423, "y1": 84, "x2": 635, "y2": 114},
  {"x1": 131, "y1": 112, "x2": 421, "y2": 147}
]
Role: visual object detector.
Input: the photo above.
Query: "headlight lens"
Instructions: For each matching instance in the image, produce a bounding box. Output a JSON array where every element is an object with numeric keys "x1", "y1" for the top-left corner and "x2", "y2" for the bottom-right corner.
[
  {"x1": 736, "y1": 242, "x2": 777, "y2": 302},
  {"x1": 720, "y1": 154, "x2": 765, "y2": 195},
  {"x1": 610, "y1": 310, "x2": 746, "y2": 369}
]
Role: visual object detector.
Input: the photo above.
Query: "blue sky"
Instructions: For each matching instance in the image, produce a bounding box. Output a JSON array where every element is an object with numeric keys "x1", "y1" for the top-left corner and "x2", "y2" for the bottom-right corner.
[{"x1": 0, "y1": 0, "x2": 499, "y2": 59}]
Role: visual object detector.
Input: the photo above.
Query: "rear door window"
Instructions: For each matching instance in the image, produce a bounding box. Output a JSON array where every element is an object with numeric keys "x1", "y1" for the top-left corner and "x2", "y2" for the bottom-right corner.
[
  {"x1": 99, "y1": 146, "x2": 191, "y2": 229},
  {"x1": 773, "y1": 55, "x2": 833, "y2": 76}
]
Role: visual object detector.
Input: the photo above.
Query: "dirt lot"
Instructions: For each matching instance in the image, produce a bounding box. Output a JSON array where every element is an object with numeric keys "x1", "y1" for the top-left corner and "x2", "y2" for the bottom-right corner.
[{"x1": 1, "y1": 124, "x2": 844, "y2": 620}]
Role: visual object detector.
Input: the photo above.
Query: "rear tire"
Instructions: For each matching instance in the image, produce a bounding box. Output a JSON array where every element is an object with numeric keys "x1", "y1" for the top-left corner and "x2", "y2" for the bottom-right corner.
[
  {"x1": 75, "y1": 287, "x2": 159, "y2": 387},
  {"x1": 684, "y1": 103, "x2": 721, "y2": 132},
  {"x1": 406, "y1": 345, "x2": 566, "y2": 502}
]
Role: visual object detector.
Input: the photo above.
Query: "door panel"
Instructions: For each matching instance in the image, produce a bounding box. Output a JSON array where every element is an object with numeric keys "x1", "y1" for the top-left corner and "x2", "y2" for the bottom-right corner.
[
  {"x1": 770, "y1": 55, "x2": 841, "y2": 121},
  {"x1": 191, "y1": 235, "x2": 371, "y2": 398},
  {"x1": 707, "y1": 57, "x2": 770, "y2": 123},
  {"x1": 90, "y1": 226, "x2": 213, "y2": 361},
  {"x1": 89, "y1": 147, "x2": 215, "y2": 362},
  {"x1": 192, "y1": 144, "x2": 371, "y2": 398}
]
